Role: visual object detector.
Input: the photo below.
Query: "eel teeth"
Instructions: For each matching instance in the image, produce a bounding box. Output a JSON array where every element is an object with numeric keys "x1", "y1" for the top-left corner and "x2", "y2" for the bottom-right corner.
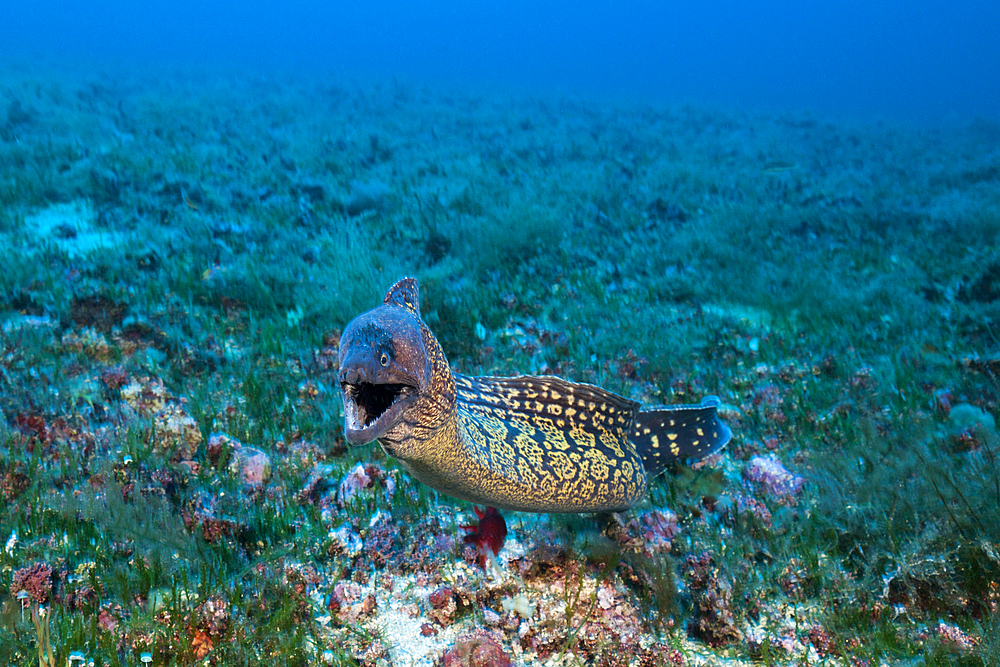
[{"x1": 343, "y1": 381, "x2": 415, "y2": 428}]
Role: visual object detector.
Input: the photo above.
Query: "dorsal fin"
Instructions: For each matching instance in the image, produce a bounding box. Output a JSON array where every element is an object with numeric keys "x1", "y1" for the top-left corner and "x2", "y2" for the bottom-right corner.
[{"x1": 384, "y1": 277, "x2": 420, "y2": 317}]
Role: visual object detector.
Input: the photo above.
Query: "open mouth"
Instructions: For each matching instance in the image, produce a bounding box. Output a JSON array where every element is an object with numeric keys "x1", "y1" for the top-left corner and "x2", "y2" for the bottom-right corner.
[{"x1": 341, "y1": 381, "x2": 417, "y2": 445}]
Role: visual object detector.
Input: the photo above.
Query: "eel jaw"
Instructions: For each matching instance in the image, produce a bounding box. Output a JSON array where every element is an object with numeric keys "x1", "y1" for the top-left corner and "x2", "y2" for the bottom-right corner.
[{"x1": 340, "y1": 380, "x2": 418, "y2": 445}]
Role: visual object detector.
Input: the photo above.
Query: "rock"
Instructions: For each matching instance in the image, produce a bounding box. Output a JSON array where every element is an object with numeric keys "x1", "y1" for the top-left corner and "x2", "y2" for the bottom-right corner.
[
  {"x1": 428, "y1": 586, "x2": 457, "y2": 626},
  {"x1": 328, "y1": 525, "x2": 364, "y2": 558},
  {"x1": 70, "y1": 294, "x2": 128, "y2": 333},
  {"x1": 232, "y1": 447, "x2": 272, "y2": 487},
  {"x1": 441, "y1": 629, "x2": 511, "y2": 667},
  {"x1": 153, "y1": 404, "x2": 202, "y2": 461}
]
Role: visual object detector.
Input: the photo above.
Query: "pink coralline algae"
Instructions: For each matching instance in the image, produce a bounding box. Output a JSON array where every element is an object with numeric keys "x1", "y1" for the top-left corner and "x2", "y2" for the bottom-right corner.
[
  {"x1": 232, "y1": 446, "x2": 271, "y2": 488},
  {"x1": 428, "y1": 586, "x2": 458, "y2": 626},
  {"x1": 733, "y1": 493, "x2": 774, "y2": 527},
  {"x1": 207, "y1": 432, "x2": 239, "y2": 465},
  {"x1": 339, "y1": 463, "x2": 371, "y2": 503},
  {"x1": 745, "y1": 627, "x2": 801, "y2": 657},
  {"x1": 191, "y1": 596, "x2": 229, "y2": 639},
  {"x1": 935, "y1": 622, "x2": 980, "y2": 652},
  {"x1": 633, "y1": 508, "x2": 678, "y2": 553},
  {"x1": 338, "y1": 462, "x2": 392, "y2": 505},
  {"x1": 98, "y1": 605, "x2": 121, "y2": 633},
  {"x1": 684, "y1": 552, "x2": 739, "y2": 647},
  {"x1": 743, "y1": 455, "x2": 805, "y2": 504},
  {"x1": 596, "y1": 582, "x2": 618, "y2": 611},
  {"x1": 441, "y1": 628, "x2": 512, "y2": 667},
  {"x1": 182, "y1": 596, "x2": 230, "y2": 660},
  {"x1": 12, "y1": 562, "x2": 53, "y2": 604},
  {"x1": 209, "y1": 433, "x2": 272, "y2": 488},
  {"x1": 329, "y1": 525, "x2": 364, "y2": 557},
  {"x1": 327, "y1": 581, "x2": 376, "y2": 624}
]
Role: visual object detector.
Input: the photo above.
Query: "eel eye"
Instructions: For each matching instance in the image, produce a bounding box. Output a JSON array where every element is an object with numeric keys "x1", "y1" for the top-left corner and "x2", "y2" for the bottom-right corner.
[{"x1": 379, "y1": 352, "x2": 390, "y2": 367}]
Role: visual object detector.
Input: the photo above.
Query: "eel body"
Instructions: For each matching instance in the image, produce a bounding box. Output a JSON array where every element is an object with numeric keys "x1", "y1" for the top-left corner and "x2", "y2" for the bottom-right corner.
[{"x1": 338, "y1": 277, "x2": 731, "y2": 513}]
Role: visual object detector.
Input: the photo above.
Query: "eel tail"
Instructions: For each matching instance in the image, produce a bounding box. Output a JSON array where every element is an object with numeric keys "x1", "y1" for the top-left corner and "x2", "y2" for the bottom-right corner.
[{"x1": 630, "y1": 395, "x2": 732, "y2": 478}]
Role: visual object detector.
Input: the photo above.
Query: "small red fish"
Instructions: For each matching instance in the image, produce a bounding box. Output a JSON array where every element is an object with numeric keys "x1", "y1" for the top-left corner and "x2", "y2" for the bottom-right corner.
[{"x1": 461, "y1": 506, "x2": 507, "y2": 569}]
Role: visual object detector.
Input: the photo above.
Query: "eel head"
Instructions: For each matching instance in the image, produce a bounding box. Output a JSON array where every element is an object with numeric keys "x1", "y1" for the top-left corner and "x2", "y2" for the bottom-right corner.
[{"x1": 338, "y1": 278, "x2": 432, "y2": 446}]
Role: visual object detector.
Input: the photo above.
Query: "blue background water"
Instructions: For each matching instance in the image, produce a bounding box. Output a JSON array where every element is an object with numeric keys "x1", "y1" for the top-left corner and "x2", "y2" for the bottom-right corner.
[{"x1": 2, "y1": 0, "x2": 998, "y2": 122}]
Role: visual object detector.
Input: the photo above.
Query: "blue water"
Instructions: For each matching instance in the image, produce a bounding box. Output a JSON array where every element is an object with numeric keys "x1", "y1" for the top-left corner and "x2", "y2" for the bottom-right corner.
[{"x1": 3, "y1": 0, "x2": 998, "y2": 122}]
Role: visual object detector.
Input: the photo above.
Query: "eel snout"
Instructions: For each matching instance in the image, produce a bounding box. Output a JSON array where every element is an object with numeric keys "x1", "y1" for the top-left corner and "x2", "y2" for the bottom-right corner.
[{"x1": 339, "y1": 375, "x2": 418, "y2": 445}]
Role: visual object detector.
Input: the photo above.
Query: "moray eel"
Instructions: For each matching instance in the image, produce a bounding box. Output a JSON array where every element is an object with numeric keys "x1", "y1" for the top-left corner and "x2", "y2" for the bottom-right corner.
[{"x1": 338, "y1": 277, "x2": 731, "y2": 513}]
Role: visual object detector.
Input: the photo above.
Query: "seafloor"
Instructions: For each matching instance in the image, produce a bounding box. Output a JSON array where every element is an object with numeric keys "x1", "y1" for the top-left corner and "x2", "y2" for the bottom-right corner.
[{"x1": 1, "y1": 63, "x2": 999, "y2": 666}]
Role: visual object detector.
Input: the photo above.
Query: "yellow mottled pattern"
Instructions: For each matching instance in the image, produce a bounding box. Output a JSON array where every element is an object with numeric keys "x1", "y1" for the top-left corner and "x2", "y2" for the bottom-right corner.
[{"x1": 449, "y1": 374, "x2": 648, "y2": 512}]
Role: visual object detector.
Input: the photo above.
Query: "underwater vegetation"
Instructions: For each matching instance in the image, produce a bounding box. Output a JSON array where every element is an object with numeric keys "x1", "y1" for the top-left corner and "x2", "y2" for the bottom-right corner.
[{"x1": 1, "y1": 62, "x2": 1000, "y2": 666}]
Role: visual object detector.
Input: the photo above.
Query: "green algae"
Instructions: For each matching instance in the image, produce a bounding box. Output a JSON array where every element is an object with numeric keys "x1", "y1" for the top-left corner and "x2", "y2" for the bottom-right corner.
[{"x1": 1, "y1": 63, "x2": 999, "y2": 665}]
